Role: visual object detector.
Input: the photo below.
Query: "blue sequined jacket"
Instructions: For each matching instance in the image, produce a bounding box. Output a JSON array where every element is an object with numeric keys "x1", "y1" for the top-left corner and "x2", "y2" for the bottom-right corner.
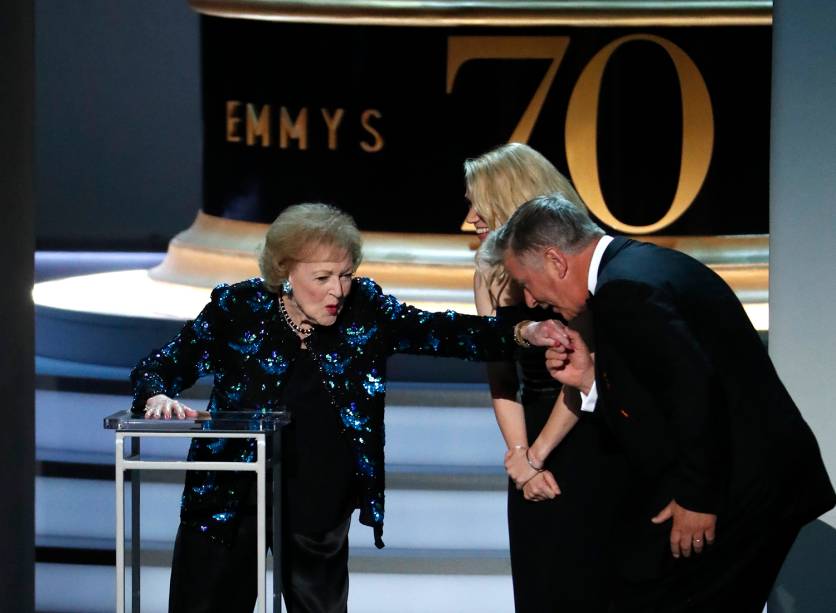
[{"x1": 131, "y1": 277, "x2": 517, "y2": 547}]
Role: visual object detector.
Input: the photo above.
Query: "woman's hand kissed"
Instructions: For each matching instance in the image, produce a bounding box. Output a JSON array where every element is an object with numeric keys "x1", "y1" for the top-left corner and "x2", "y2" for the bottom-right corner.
[
  {"x1": 522, "y1": 319, "x2": 572, "y2": 349},
  {"x1": 143, "y1": 394, "x2": 198, "y2": 420}
]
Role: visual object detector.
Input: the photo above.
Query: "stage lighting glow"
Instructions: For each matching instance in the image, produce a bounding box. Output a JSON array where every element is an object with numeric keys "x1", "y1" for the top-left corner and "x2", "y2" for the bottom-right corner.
[
  {"x1": 33, "y1": 271, "x2": 214, "y2": 321},
  {"x1": 32, "y1": 268, "x2": 769, "y2": 331},
  {"x1": 32, "y1": 270, "x2": 480, "y2": 322}
]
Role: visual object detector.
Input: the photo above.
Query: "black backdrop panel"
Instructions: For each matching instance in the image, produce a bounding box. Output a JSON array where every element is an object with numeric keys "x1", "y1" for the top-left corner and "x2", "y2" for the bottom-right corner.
[{"x1": 201, "y1": 17, "x2": 770, "y2": 236}]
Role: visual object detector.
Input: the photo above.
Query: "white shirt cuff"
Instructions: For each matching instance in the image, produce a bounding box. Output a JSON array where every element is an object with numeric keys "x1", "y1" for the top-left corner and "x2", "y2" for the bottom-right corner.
[{"x1": 579, "y1": 381, "x2": 598, "y2": 413}]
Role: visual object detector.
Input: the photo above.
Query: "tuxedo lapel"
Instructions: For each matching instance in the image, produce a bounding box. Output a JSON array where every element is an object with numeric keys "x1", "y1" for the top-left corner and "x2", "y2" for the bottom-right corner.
[
  {"x1": 594, "y1": 236, "x2": 632, "y2": 291},
  {"x1": 587, "y1": 236, "x2": 630, "y2": 313}
]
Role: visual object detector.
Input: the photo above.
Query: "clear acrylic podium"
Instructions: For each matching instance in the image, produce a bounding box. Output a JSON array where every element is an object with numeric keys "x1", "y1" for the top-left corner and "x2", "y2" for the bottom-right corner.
[{"x1": 104, "y1": 409, "x2": 290, "y2": 613}]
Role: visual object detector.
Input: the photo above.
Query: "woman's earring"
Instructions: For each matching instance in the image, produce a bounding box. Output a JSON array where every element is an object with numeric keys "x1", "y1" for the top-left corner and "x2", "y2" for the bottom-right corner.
[{"x1": 282, "y1": 279, "x2": 293, "y2": 296}]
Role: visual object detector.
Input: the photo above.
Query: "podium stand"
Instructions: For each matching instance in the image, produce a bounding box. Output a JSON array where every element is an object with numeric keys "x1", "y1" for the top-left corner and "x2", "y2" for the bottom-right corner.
[{"x1": 104, "y1": 410, "x2": 290, "y2": 613}]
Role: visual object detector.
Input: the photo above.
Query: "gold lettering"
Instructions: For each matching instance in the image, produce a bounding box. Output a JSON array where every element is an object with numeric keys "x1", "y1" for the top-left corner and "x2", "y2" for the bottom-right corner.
[
  {"x1": 565, "y1": 34, "x2": 714, "y2": 234},
  {"x1": 447, "y1": 36, "x2": 571, "y2": 143},
  {"x1": 360, "y1": 109, "x2": 384, "y2": 153},
  {"x1": 226, "y1": 100, "x2": 242, "y2": 143},
  {"x1": 246, "y1": 103, "x2": 271, "y2": 147},
  {"x1": 320, "y1": 108, "x2": 345, "y2": 150},
  {"x1": 280, "y1": 107, "x2": 308, "y2": 150}
]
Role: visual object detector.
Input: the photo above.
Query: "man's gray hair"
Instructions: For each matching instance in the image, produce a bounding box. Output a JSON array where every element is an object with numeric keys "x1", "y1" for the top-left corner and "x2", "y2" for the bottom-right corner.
[{"x1": 479, "y1": 192, "x2": 604, "y2": 267}]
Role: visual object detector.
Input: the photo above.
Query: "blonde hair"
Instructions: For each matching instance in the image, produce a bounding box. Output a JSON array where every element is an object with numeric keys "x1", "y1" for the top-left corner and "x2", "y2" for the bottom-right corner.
[
  {"x1": 465, "y1": 143, "x2": 582, "y2": 297},
  {"x1": 259, "y1": 203, "x2": 363, "y2": 293},
  {"x1": 464, "y1": 142, "x2": 580, "y2": 230}
]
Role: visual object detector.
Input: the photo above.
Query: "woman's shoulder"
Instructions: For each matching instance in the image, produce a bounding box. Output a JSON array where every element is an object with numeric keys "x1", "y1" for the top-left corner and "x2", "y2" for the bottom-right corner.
[
  {"x1": 348, "y1": 277, "x2": 406, "y2": 322},
  {"x1": 209, "y1": 277, "x2": 276, "y2": 316},
  {"x1": 352, "y1": 276, "x2": 382, "y2": 294},
  {"x1": 349, "y1": 277, "x2": 385, "y2": 307}
]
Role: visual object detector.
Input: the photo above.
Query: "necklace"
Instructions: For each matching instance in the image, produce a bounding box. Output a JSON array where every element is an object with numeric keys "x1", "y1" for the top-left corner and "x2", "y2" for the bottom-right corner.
[{"x1": 278, "y1": 294, "x2": 313, "y2": 337}]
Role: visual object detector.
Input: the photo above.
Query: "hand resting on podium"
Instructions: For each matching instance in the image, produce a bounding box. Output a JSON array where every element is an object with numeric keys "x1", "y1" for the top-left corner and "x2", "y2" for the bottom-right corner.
[{"x1": 143, "y1": 393, "x2": 200, "y2": 420}]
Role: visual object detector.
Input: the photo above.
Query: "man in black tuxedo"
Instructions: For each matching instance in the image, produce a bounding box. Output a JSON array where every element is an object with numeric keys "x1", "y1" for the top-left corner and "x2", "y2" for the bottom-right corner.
[{"x1": 484, "y1": 193, "x2": 835, "y2": 612}]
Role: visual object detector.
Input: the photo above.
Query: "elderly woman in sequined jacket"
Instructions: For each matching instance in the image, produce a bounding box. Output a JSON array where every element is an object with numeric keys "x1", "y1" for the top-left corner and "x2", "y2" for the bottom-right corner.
[{"x1": 132, "y1": 203, "x2": 561, "y2": 613}]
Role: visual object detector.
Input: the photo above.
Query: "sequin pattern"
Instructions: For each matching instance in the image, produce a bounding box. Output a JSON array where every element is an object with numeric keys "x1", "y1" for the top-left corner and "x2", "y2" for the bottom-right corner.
[
  {"x1": 322, "y1": 352, "x2": 350, "y2": 376},
  {"x1": 363, "y1": 371, "x2": 385, "y2": 396},
  {"x1": 130, "y1": 276, "x2": 515, "y2": 546},
  {"x1": 228, "y1": 330, "x2": 262, "y2": 355},
  {"x1": 340, "y1": 402, "x2": 372, "y2": 432},
  {"x1": 344, "y1": 322, "x2": 378, "y2": 347},
  {"x1": 259, "y1": 351, "x2": 288, "y2": 376}
]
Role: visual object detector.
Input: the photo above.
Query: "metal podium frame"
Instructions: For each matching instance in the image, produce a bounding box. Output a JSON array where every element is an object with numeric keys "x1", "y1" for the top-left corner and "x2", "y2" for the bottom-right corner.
[{"x1": 105, "y1": 410, "x2": 289, "y2": 613}]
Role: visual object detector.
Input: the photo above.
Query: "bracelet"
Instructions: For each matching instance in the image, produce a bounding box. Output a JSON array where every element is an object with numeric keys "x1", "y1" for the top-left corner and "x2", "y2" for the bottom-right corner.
[
  {"x1": 513, "y1": 320, "x2": 533, "y2": 348},
  {"x1": 526, "y1": 448, "x2": 544, "y2": 473},
  {"x1": 511, "y1": 444, "x2": 527, "y2": 451}
]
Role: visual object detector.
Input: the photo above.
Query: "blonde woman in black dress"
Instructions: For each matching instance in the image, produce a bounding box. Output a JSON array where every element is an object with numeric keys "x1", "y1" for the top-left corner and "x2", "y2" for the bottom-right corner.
[{"x1": 464, "y1": 143, "x2": 626, "y2": 611}]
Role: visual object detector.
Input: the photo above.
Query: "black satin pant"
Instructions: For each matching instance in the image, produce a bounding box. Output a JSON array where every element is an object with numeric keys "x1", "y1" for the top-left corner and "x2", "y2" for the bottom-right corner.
[{"x1": 168, "y1": 513, "x2": 351, "y2": 613}]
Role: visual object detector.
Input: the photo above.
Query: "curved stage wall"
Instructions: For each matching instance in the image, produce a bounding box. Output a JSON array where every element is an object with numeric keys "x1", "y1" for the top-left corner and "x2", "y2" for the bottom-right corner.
[{"x1": 152, "y1": 0, "x2": 772, "y2": 326}]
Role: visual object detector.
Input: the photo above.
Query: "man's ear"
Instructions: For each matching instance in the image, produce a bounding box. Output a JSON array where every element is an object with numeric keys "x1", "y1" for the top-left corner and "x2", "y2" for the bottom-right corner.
[{"x1": 543, "y1": 247, "x2": 568, "y2": 279}]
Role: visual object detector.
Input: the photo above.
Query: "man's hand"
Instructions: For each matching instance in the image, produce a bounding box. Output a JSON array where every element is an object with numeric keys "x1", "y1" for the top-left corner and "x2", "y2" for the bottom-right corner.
[
  {"x1": 522, "y1": 470, "x2": 561, "y2": 501},
  {"x1": 545, "y1": 328, "x2": 595, "y2": 394},
  {"x1": 651, "y1": 499, "x2": 717, "y2": 558}
]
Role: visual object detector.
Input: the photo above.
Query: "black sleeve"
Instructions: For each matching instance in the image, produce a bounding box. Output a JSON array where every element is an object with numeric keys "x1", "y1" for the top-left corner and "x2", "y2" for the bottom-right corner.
[
  {"x1": 129, "y1": 285, "x2": 226, "y2": 415},
  {"x1": 595, "y1": 280, "x2": 726, "y2": 514},
  {"x1": 358, "y1": 278, "x2": 518, "y2": 361}
]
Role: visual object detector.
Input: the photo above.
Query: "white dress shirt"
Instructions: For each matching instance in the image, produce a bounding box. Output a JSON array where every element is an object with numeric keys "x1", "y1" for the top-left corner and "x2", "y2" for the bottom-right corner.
[{"x1": 578, "y1": 235, "x2": 613, "y2": 413}]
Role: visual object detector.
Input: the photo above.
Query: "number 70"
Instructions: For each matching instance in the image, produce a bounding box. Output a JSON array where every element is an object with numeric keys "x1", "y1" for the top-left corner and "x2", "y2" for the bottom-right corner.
[{"x1": 447, "y1": 35, "x2": 714, "y2": 234}]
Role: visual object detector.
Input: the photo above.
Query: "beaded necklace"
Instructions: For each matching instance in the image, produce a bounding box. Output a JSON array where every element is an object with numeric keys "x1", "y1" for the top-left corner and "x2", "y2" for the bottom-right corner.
[{"x1": 278, "y1": 294, "x2": 313, "y2": 337}]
